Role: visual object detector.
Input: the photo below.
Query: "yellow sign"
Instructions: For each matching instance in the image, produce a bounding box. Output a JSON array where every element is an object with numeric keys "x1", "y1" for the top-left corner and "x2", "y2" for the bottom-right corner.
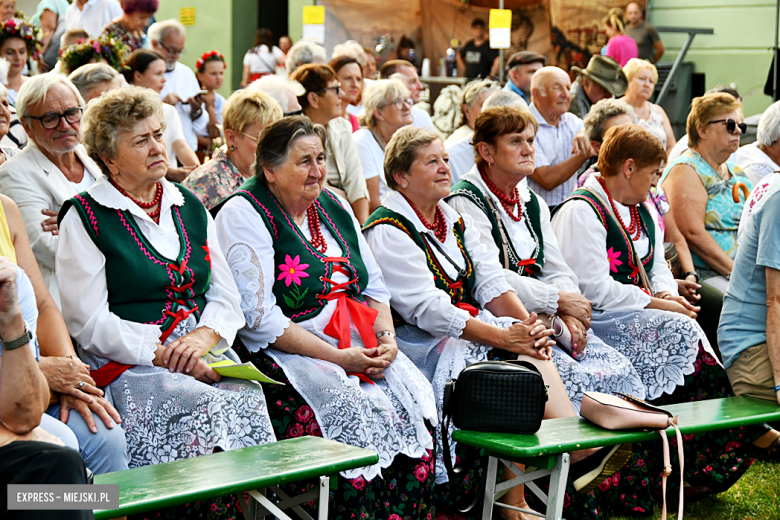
[
  {"x1": 180, "y1": 7, "x2": 195, "y2": 25},
  {"x1": 302, "y1": 5, "x2": 325, "y2": 25},
  {"x1": 489, "y1": 9, "x2": 512, "y2": 29}
]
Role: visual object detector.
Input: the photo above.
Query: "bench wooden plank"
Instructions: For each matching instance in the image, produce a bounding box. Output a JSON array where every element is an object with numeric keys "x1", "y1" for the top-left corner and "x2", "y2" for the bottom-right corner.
[
  {"x1": 93, "y1": 436, "x2": 378, "y2": 519},
  {"x1": 453, "y1": 396, "x2": 780, "y2": 460}
]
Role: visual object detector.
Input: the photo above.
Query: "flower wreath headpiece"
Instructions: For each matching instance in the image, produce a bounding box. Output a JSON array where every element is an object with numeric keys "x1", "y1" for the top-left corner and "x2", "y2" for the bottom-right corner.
[
  {"x1": 196, "y1": 50, "x2": 226, "y2": 72},
  {"x1": 0, "y1": 18, "x2": 43, "y2": 61},
  {"x1": 60, "y1": 34, "x2": 130, "y2": 74}
]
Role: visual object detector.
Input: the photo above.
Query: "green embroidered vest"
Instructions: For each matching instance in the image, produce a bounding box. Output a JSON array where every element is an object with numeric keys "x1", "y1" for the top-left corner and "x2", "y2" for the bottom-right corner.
[
  {"x1": 448, "y1": 179, "x2": 545, "y2": 277},
  {"x1": 58, "y1": 184, "x2": 211, "y2": 330},
  {"x1": 216, "y1": 177, "x2": 370, "y2": 322},
  {"x1": 363, "y1": 206, "x2": 479, "y2": 309},
  {"x1": 560, "y1": 189, "x2": 655, "y2": 288}
]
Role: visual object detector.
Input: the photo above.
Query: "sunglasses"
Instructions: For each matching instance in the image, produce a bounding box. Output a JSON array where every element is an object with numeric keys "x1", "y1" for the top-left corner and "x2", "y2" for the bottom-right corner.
[
  {"x1": 318, "y1": 84, "x2": 341, "y2": 96},
  {"x1": 708, "y1": 118, "x2": 747, "y2": 136}
]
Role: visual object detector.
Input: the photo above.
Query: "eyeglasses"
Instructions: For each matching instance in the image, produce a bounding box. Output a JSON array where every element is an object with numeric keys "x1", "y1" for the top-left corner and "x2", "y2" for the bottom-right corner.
[
  {"x1": 385, "y1": 98, "x2": 413, "y2": 110},
  {"x1": 708, "y1": 118, "x2": 747, "y2": 135},
  {"x1": 242, "y1": 132, "x2": 260, "y2": 142},
  {"x1": 26, "y1": 107, "x2": 83, "y2": 129},
  {"x1": 317, "y1": 84, "x2": 341, "y2": 96},
  {"x1": 159, "y1": 42, "x2": 185, "y2": 56},
  {"x1": 284, "y1": 109, "x2": 303, "y2": 117}
]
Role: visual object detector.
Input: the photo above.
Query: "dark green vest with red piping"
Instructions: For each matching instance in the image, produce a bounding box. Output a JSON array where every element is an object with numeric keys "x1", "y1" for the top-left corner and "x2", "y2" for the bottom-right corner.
[
  {"x1": 559, "y1": 188, "x2": 655, "y2": 288},
  {"x1": 362, "y1": 205, "x2": 479, "y2": 311},
  {"x1": 447, "y1": 179, "x2": 545, "y2": 277},
  {"x1": 213, "y1": 177, "x2": 370, "y2": 322},
  {"x1": 58, "y1": 184, "x2": 211, "y2": 337}
]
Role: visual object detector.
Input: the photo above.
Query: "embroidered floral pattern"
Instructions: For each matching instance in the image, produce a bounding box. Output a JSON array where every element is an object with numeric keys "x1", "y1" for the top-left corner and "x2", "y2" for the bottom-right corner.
[
  {"x1": 607, "y1": 247, "x2": 623, "y2": 273},
  {"x1": 277, "y1": 254, "x2": 310, "y2": 286}
]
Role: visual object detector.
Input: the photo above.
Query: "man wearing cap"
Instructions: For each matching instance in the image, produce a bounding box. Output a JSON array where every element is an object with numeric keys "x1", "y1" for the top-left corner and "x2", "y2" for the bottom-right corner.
[
  {"x1": 503, "y1": 51, "x2": 546, "y2": 104},
  {"x1": 569, "y1": 55, "x2": 628, "y2": 118}
]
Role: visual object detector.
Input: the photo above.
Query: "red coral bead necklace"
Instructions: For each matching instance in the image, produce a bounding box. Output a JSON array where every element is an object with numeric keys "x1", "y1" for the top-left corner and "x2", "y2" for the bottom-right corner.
[
  {"x1": 110, "y1": 178, "x2": 163, "y2": 224},
  {"x1": 401, "y1": 193, "x2": 447, "y2": 243},
  {"x1": 480, "y1": 166, "x2": 524, "y2": 222},
  {"x1": 307, "y1": 204, "x2": 328, "y2": 253},
  {"x1": 597, "y1": 175, "x2": 642, "y2": 241}
]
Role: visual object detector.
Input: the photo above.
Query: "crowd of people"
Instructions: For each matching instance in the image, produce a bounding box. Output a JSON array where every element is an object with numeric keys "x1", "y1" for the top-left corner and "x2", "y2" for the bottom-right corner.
[{"x1": 0, "y1": 2, "x2": 778, "y2": 520}]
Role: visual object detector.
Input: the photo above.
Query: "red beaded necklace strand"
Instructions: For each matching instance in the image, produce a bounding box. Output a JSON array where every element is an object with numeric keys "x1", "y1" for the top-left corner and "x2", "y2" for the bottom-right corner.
[
  {"x1": 596, "y1": 176, "x2": 642, "y2": 241},
  {"x1": 110, "y1": 178, "x2": 163, "y2": 224},
  {"x1": 306, "y1": 204, "x2": 328, "y2": 253},
  {"x1": 479, "y1": 167, "x2": 524, "y2": 222},
  {"x1": 402, "y1": 194, "x2": 447, "y2": 243}
]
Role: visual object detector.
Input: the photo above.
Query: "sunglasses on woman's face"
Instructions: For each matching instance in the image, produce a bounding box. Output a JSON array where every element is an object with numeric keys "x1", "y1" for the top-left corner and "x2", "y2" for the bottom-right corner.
[{"x1": 708, "y1": 118, "x2": 747, "y2": 136}]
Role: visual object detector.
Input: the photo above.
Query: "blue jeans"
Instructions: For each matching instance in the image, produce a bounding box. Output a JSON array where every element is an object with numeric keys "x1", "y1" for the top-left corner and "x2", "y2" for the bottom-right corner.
[{"x1": 45, "y1": 402, "x2": 129, "y2": 474}]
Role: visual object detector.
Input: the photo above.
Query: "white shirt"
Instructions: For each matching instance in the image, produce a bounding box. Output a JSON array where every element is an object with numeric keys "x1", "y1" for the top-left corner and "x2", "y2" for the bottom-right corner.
[
  {"x1": 412, "y1": 105, "x2": 434, "y2": 130},
  {"x1": 448, "y1": 167, "x2": 579, "y2": 316},
  {"x1": 215, "y1": 190, "x2": 390, "y2": 350},
  {"x1": 445, "y1": 132, "x2": 475, "y2": 184},
  {"x1": 64, "y1": 0, "x2": 122, "y2": 37},
  {"x1": 527, "y1": 104, "x2": 585, "y2": 207},
  {"x1": 733, "y1": 141, "x2": 779, "y2": 186},
  {"x1": 551, "y1": 174, "x2": 677, "y2": 312},
  {"x1": 363, "y1": 190, "x2": 514, "y2": 339},
  {"x1": 160, "y1": 62, "x2": 207, "y2": 151},
  {"x1": 162, "y1": 103, "x2": 185, "y2": 165},
  {"x1": 353, "y1": 128, "x2": 389, "y2": 201},
  {"x1": 243, "y1": 45, "x2": 285, "y2": 74},
  {"x1": 0, "y1": 141, "x2": 102, "y2": 306},
  {"x1": 57, "y1": 178, "x2": 244, "y2": 366},
  {"x1": 445, "y1": 125, "x2": 473, "y2": 145}
]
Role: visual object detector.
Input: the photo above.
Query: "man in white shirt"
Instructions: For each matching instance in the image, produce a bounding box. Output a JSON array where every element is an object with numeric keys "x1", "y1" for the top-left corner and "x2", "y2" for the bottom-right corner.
[
  {"x1": 149, "y1": 20, "x2": 207, "y2": 153},
  {"x1": 734, "y1": 100, "x2": 780, "y2": 185},
  {"x1": 379, "y1": 60, "x2": 435, "y2": 129},
  {"x1": 0, "y1": 75, "x2": 103, "y2": 306},
  {"x1": 64, "y1": 0, "x2": 122, "y2": 37},
  {"x1": 527, "y1": 66, "x2": 594, "y2": 209}
]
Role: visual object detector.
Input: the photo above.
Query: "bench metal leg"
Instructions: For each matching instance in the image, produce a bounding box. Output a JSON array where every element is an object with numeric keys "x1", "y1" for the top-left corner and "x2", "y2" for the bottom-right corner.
[
  {"x1": 481, "y1": 454, "x2": 570, "y2": 520},
  {"x1": 546, "y1": 454, "x2": 570, "y2": 520},
  {"x1": 318, "y1": 476, "x2": 329, "y2": 520},
  {"x1": 242, "y1": 476, "x2": 330, "y2": 520}
]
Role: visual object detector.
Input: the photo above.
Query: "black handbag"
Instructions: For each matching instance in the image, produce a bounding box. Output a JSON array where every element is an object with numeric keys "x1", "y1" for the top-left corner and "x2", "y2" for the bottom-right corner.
[{"x1": 441, "y1": 359, "x2": 548, "y2": 511}]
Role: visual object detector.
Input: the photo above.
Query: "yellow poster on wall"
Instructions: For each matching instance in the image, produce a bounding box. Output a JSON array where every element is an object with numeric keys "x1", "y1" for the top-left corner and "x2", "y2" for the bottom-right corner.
[
  {"x1": 489, "y1": 9, "x2": 511, "y2": 49},
  {"x1": 180, "y1": 7, "x2": 196, "y2": 25},
  {"x1": 302, "y1": 6, "x2": 326, "y2": 44}
]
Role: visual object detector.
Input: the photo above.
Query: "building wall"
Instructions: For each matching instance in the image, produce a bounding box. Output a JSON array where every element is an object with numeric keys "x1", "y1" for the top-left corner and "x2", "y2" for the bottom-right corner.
[
  {"x1": 156, "y1": 0, "x2": 257, "y2": 96},
  {"x1": 289, "y1": 0, "x2": 315, "y2": 43},
  {"x1": 649, "y1": 0, "x2": 776, "y2": 117}
]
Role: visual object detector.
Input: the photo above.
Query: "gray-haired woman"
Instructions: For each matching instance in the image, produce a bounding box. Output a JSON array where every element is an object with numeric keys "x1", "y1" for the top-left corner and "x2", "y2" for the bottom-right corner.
[
  {"x1": 354, "y1": 79, "x2": 413, "y2": 211},
  {"x1": 445, "y1": 78, "x2": 500, "y2": 144},
  {"x1": 56, "y1": 86, "x2": 276, "y2": 472},
  {"x1": 213, "y1": 115, "x2": 438, "y2": 520},
  {"x1": 68, "y1": 63, "x2": 122, "y2": 103}
]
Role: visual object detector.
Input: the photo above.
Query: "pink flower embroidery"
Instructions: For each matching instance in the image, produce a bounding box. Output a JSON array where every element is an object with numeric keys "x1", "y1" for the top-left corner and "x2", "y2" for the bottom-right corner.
[
  {"x1": 607, "y1": 247, "x2": 623, "y2": 273},
  {"x1": 277, "y1": 255, "x2": 310, "y2": 287}
]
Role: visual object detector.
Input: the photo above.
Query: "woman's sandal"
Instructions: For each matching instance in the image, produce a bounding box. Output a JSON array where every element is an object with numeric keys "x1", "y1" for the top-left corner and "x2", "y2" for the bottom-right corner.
[{"x1": 570, "y1": 444, "x2": 633, "y2": 494}]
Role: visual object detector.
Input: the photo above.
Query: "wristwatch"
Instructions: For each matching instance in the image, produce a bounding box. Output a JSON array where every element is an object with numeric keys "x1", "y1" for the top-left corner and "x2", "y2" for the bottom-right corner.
[
  {"x1": 2, "y1": 324, "x2": 32, "y2": 351},
  {"x1": 375, "y1": 330, "x2": 396, "y2": 340},
  {"x1": 682, "y1": 271, "x2": 699, "y2": 283}
]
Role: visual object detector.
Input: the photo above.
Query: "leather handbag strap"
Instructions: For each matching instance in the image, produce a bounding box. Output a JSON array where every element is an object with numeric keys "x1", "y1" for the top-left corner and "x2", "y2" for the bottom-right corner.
[
  {"x1": 580, "y1": 187, "x2": 653, "y2": 294},
  {"x1": 658, "y1": 418, "x2": 684, "y2": 520},
  {"x1": 482, "y1": 193, "x2": 511, "y2": 269}
]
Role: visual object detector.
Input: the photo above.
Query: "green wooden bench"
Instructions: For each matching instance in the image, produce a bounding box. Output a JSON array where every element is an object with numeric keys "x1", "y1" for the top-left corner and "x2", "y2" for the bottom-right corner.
[
  {"x1": 453, "y1": 396, "x2": 780, "y2": 520},
  {"x1": 93, "y1": 436, "x2": 378, "y2": 520}
]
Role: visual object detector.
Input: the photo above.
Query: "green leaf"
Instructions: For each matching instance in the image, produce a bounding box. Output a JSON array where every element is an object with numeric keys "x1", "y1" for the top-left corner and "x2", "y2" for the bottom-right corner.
[{"x1": 283, "y1": 294, "x2": 295, "y2": 308}]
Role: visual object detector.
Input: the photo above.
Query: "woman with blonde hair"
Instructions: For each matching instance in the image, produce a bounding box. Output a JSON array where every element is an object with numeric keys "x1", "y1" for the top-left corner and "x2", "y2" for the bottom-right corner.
[
  {"x1": 354, "y1": 78, "x2": 413, "y2": 211},
  {"x1": 620, "y1": 58, "x2": 676, "y2": 155}
]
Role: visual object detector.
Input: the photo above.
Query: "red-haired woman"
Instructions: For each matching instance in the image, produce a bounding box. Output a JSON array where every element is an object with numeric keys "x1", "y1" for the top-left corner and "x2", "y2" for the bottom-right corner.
[{"x1": 102, "y1": 0, "x2": 159, "y2": 52}]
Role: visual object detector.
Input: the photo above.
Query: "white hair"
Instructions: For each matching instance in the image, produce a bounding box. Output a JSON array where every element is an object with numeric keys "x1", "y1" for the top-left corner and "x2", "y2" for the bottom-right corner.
[
  {"x1": 17, "y1": 74, "x2": 85, "y2": 119},
  {"x1": 148, "y1": 19, "x2": 185, "y2": 44},
  {"x1": 758, "y1": 100, "x2": 780, "y2": 147},
  {"x1": 332, "y1": 40, "x2": 367, "y2": 67},
  {"x1": 247, "y1": 75, "x2": 305, "y2": 113},
  {"x1": 361, "y1": 79, "x2": 410, "y2": 128},
  {"x1": 286, "y1": 41, "x2": 326, "y2": 74},
  {"x1": 482, "y1": 90, "x2": 529, "y2": 111},
  {"x1": 0, "y1": 82, "x2": 7, "y2": 100},
  {"x1": 68, "y1": 63, "x2": 120, "y2": 101}
]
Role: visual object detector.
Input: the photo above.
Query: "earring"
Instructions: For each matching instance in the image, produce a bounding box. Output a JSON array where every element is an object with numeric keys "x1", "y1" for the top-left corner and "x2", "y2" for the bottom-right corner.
[
  {"x1": 230, "y1": 146, "x2": 235, "y2": 151},
  {"x1": 402, "y1": 183, "x2": 408, "y2": 188}
]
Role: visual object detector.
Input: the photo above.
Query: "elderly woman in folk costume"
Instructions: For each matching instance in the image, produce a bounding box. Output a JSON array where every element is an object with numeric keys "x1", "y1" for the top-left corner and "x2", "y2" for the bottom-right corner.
[
  {"x1": 363, "y1": 126, "x2": 631, "y2": 520},
  {"x1": 214, "y1": 116, "x2": 438, "y2": 520},
  {"x1": 447, "y1": 106, "x2": 645, "y2": 410},
  {"x1": 552, "y1": 124, "x2": 778, "y2": 514}
]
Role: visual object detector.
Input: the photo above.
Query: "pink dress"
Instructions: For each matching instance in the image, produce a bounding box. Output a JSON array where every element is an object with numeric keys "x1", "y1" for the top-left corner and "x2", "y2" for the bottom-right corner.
[{"x1": 605, "y1": 35, "x2": 639, "y2": 67}]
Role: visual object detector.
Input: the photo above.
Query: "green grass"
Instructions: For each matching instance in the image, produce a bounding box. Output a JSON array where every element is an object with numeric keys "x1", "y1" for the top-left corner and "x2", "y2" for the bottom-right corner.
[{"x1": 611, "y1": 460, "x2": 780, "y2": 520}]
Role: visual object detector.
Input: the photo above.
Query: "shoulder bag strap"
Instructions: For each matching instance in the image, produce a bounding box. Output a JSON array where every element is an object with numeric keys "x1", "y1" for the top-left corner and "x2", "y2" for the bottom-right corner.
[
  {"x1": 422, "y1": 233, "x2": 468, "y2": 279},
  {"x1": 580, "y1": 187, "x2": 653, "y2": 294},
  {"x1": 658, "y1": 418, "x2": 685, "y2": 520},
  {"x1": 482, "y1": 192, "x2": 511, "y2": 269}
]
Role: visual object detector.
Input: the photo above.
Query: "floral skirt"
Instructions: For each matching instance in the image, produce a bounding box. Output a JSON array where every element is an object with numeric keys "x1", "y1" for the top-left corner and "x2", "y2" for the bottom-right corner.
[
  {"x1": 527, "y1": 345, "x2": 764, "y2": 519},
  {"x1": 234, "y1": 343, "x2": 437, "y2": 520}
]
